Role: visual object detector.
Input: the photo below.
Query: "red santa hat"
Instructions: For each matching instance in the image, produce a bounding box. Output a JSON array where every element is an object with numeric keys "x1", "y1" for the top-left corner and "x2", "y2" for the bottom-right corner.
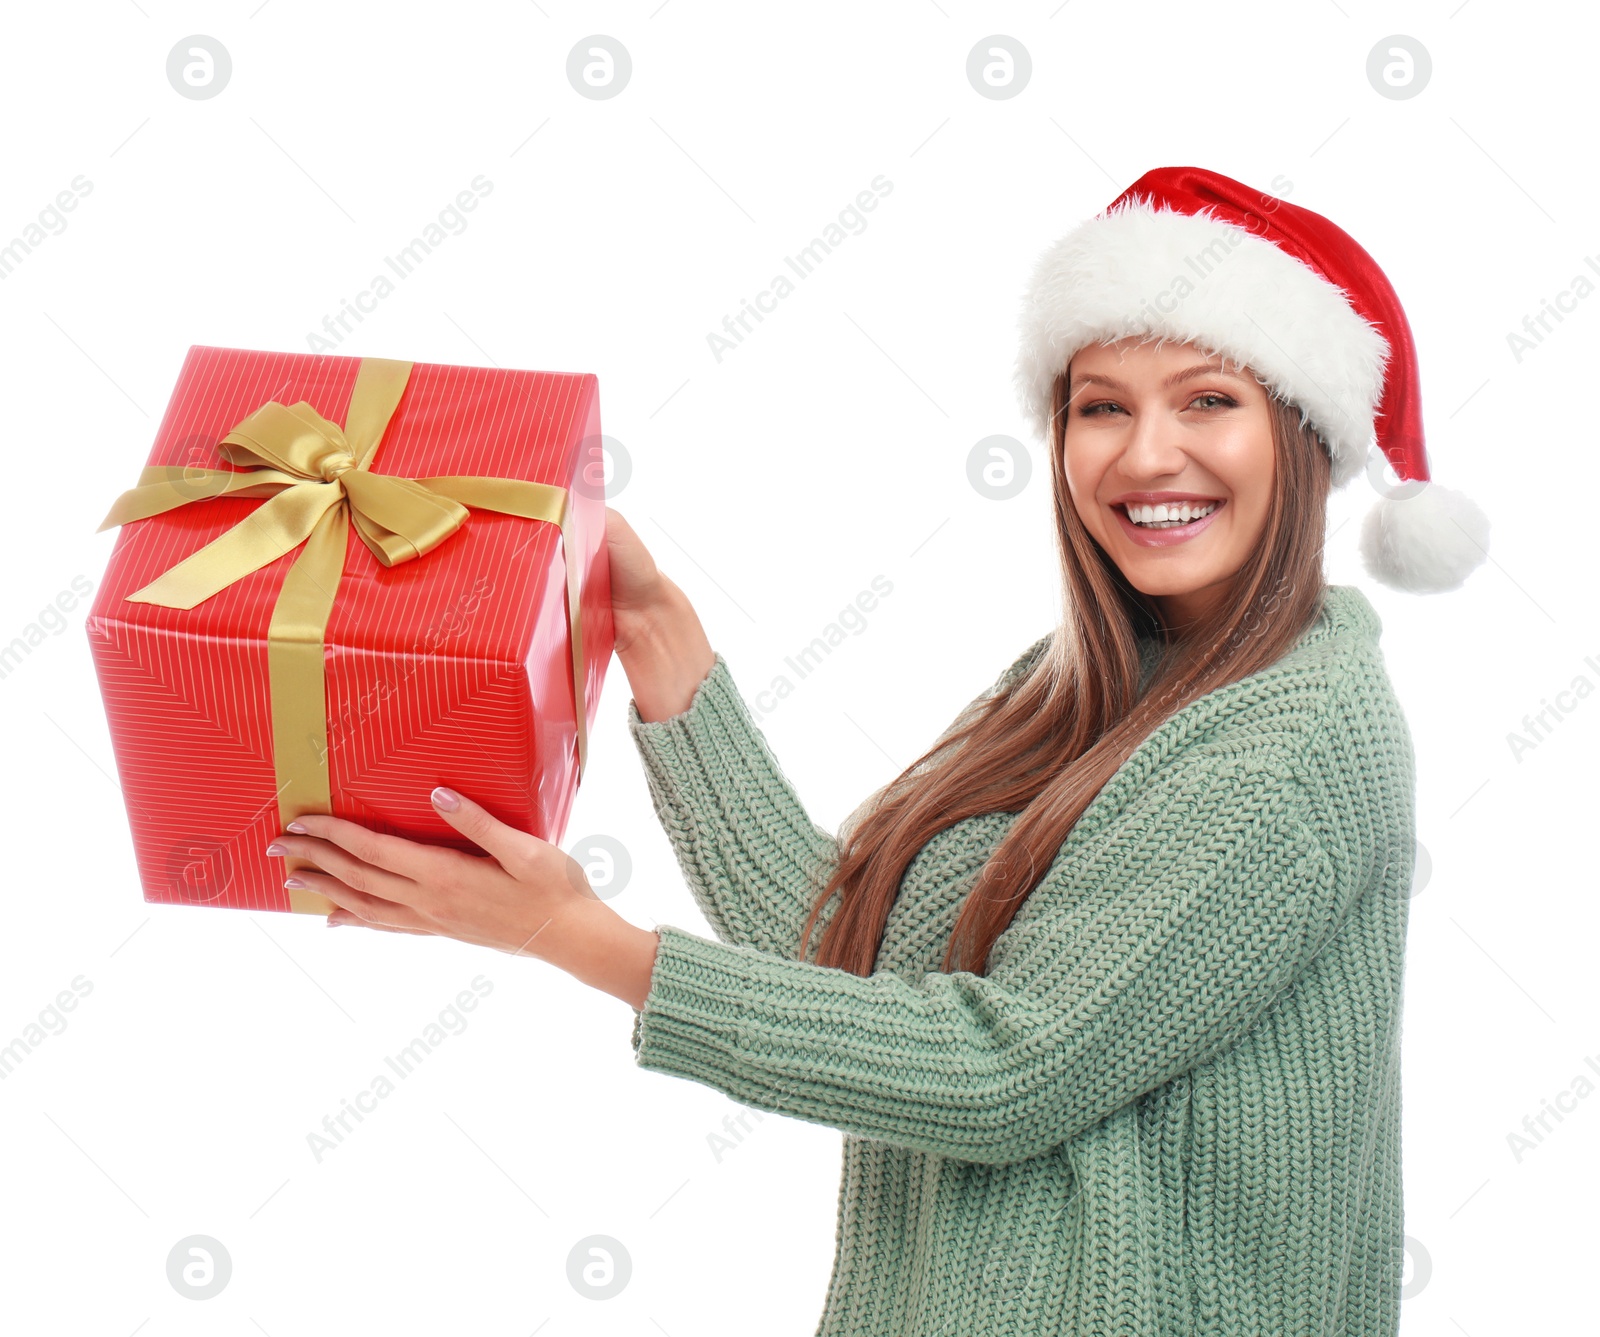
[{"x1": 1014, "y1": 165, "x2": 1489, "y2": 595}]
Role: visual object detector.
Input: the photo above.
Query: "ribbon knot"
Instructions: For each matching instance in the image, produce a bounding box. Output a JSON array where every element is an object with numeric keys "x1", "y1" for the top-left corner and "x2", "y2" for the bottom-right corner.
[{"x1": 96, "y1": 358, "x2": 593, "y2": 900}]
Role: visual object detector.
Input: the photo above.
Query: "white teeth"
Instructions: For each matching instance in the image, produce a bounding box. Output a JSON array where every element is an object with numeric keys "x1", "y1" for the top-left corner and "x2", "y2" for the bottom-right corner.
[{"x1": 1124, "y1": 500, "x2": 1219, "y2": 527}]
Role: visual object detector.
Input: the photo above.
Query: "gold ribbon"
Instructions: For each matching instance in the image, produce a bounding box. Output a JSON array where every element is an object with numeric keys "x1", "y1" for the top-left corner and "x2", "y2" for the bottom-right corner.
[{"x1": 97, "y1": 357, "x2": 589, "y2": 914}]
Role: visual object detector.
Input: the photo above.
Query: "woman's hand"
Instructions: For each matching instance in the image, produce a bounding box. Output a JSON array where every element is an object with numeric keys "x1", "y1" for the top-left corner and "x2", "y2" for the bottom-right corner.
[
  {"x1": 605, "y1": 506, "x2": 715, "y2": 722},
  {"x1": 605, "y1": 505, "x2": 676, "y2": 662},
  {"x1": 268, "y1": 786, "x2": 661, "y2": 1009}
]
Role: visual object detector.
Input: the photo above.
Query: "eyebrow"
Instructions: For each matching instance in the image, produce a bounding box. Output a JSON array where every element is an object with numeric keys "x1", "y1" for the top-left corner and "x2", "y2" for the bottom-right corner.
[{"x1": 1071, "y1": 363, "x2": 1248, "y2": 392}]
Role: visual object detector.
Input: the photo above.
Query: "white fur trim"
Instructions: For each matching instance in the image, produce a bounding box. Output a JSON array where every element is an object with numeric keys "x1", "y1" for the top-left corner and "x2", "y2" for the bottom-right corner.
[
  {"x1": 1359, "y1": 481, "x2": 1490, "y2": 594},
  {"x1": 1014, "y1": 197, "x2": 1392, "y2": 488}
]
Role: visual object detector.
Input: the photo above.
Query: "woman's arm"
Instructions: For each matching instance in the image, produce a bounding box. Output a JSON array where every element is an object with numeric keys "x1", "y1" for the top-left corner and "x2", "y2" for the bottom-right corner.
[
  {"x1": 621, "y1": 577, "x2": 1054, "y2": 962},
  {"x1": 606, "y1": 507, "x2": 839, "y2": 958},
  {"x1": 620, "y1": 579, "x2": 844, "y2": 958},
  {"x1": 621, "y1": 744, "x2": 1360, "y2": 1167}
]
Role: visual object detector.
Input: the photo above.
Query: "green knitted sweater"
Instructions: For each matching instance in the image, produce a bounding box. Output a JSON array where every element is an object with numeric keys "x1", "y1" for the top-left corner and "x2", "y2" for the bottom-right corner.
[{"x1": 626, "y1": 583, "x2": 1414, "y2": 1336}]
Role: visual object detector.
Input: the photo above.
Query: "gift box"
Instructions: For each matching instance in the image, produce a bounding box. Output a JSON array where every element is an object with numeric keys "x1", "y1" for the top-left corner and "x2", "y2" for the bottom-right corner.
[{"x1": 87, "y1": 346, "x2": 613, "y2": 914}]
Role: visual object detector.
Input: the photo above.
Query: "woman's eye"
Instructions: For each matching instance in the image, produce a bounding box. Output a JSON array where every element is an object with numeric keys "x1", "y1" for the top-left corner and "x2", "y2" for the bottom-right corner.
[{"x1": 1078, "y1": 394, "x2": 1236, "y2": 417}]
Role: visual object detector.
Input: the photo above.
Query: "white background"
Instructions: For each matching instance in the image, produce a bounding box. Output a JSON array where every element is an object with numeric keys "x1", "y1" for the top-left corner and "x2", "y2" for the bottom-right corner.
[{"x1": 0, "y1": 2, "x2": 1594, "y2": 1333}]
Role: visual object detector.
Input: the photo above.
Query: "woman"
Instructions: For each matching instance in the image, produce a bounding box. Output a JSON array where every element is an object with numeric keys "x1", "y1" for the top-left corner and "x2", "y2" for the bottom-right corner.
[{"x1": 274, "y1": 167, "x2": 1489, "y2": 1334}]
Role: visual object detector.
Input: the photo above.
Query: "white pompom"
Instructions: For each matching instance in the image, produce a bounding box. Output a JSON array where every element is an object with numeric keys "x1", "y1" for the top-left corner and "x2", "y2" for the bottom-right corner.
[{"x1": 1358, "y1": 482, "x2": 1491, "y2": 594}]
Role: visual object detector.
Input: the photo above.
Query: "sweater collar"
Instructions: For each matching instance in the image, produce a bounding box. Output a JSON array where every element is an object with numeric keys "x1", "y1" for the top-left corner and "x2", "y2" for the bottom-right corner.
[
  {"x1": 1319, "y1": 583, "x2": 1381, "y2": 642},
  {"x1": 1135, "y1": 583, "x2": 1380, "y2": 684}
]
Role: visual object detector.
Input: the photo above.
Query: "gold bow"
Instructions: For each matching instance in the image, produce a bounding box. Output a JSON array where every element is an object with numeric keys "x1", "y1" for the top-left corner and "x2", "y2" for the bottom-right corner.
[{"x1": 97, "y1": 357, "x2": 589, "y2": 914}]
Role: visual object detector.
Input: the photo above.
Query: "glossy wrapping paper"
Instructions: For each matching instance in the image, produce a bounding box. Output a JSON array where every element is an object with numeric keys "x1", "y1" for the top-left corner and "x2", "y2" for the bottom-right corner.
[{"x1": 86, "y1": 346, "x2": 613, "y2": 914}]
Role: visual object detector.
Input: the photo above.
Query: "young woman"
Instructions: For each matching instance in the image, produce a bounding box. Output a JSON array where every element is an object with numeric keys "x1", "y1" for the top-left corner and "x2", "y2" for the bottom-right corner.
[{"x1": 277, "y1": 167, "x2": 1489, "y2": 1334}]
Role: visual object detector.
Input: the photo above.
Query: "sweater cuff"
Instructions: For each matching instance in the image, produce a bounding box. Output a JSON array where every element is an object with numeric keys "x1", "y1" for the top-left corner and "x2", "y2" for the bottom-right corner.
[
  {"x1": 630, "y1": 924, "x2": 775, "y2": 1073},
  {"x1": 628, "y1": 923, "x2": 887, "y2": 1133},
  {"x1": 625, "y1": 651, "x2": 728, "y2": 743},
  {"x1": 624, "y1": 653, "x2": 812, "y2": 862},
  {"x1": 627, "y1": 651, "x2": 792, "y2": 787},
  {"x1": 630, "y1": 927, "x2": 736, "y2": 1061}
]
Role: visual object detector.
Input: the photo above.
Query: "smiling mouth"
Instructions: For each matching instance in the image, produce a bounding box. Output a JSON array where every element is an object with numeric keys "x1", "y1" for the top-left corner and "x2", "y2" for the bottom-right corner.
[{"x1": 1115, "y1": 499, "x2": 1224, "y2": 529}]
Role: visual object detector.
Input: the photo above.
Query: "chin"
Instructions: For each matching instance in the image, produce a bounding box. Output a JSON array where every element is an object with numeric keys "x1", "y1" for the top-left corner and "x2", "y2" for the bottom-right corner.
[{"x1": 1118, "y1": 562, "x2": 1234, "y2": 600}]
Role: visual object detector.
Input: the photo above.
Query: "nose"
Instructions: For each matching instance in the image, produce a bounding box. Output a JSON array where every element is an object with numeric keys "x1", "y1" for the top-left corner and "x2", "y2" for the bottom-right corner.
[{"x1": 1118, "y1": 406, "x2": 1191, "y2": 479}]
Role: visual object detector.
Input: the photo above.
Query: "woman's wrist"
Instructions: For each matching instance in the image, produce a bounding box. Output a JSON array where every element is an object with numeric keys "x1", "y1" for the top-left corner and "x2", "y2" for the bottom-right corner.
[
  {"x1": 535, "y1": 896, "x2": 661, "y2": 1011},
  {"x1": 620, "y1": 581, "x2": 716, "y2": 723}
]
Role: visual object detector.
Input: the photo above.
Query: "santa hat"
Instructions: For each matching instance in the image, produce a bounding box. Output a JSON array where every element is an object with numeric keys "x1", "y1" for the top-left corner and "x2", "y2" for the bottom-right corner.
[{"x1": 1014, "y1": 165, "x2": 1490, "y2": 595}]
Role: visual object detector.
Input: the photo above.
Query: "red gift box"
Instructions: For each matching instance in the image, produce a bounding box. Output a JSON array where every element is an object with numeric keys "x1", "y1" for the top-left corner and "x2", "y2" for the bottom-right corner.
[{"x1": 87, "y1": 346, "x2": 613, "y2": 914}]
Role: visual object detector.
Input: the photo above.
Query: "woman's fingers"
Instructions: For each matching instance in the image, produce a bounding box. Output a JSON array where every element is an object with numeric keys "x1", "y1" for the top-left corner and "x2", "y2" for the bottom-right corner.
[
  {"x1": 276, "y1": 812, "x2": 457, "y2": 886},
  {"x1": 270, "y1": 834, "x2": 421, "y2": 906},
  {"x1": 262, "y1": 793, "x2": 589, "y2": 960},
  {"x1": 328, "y1": 912, "x2": 434, "y2": 936},
  {"x1": 428, "y1": 787, "x2": 539, "y2": 880},
  {"x1": 293, "y1": 871, "x2": 425, "y2": 931}
]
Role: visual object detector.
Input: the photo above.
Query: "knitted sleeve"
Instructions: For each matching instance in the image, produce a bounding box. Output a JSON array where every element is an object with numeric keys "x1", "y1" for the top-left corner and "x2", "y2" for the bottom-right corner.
[
  {"x1": 625, "y1": 637, "x2": 1052, "y2": 960},
  {"x1": 625, "y1": 653, "x2": 841, "y2": 959},
  {"x1": 629, "y1": 747, "x2": 1353, "y2": 1167}
]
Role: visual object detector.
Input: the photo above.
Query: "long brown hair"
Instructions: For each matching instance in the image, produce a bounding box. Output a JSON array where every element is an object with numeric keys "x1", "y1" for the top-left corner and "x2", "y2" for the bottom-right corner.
[{"x1": 797, "y1": 354, "x2": 1336, "y2": 977}]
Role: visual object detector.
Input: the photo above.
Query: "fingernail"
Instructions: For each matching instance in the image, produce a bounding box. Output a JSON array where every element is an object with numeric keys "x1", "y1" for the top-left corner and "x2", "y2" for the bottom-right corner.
[
  {"x1": 287, "y1": 820, "x2": 308, "y2": 834},
  {"x1": 325, "y1": 917, "x2": 344, "y2": 928},
  {"x1": 431, "y1": 787, "x2": 461, "y2": 811},
  {"x1": 265, "y1": 842, "x2": 288, "y2": 857},
  {"x1": 284, "y1": 876, "x2": 307, "y2": 889}
]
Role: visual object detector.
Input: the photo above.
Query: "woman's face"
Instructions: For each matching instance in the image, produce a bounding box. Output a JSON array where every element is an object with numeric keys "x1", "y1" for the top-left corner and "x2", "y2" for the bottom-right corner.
[{"x1": 1061, "y1": 336, "x2": 1277, "y2": 629}]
